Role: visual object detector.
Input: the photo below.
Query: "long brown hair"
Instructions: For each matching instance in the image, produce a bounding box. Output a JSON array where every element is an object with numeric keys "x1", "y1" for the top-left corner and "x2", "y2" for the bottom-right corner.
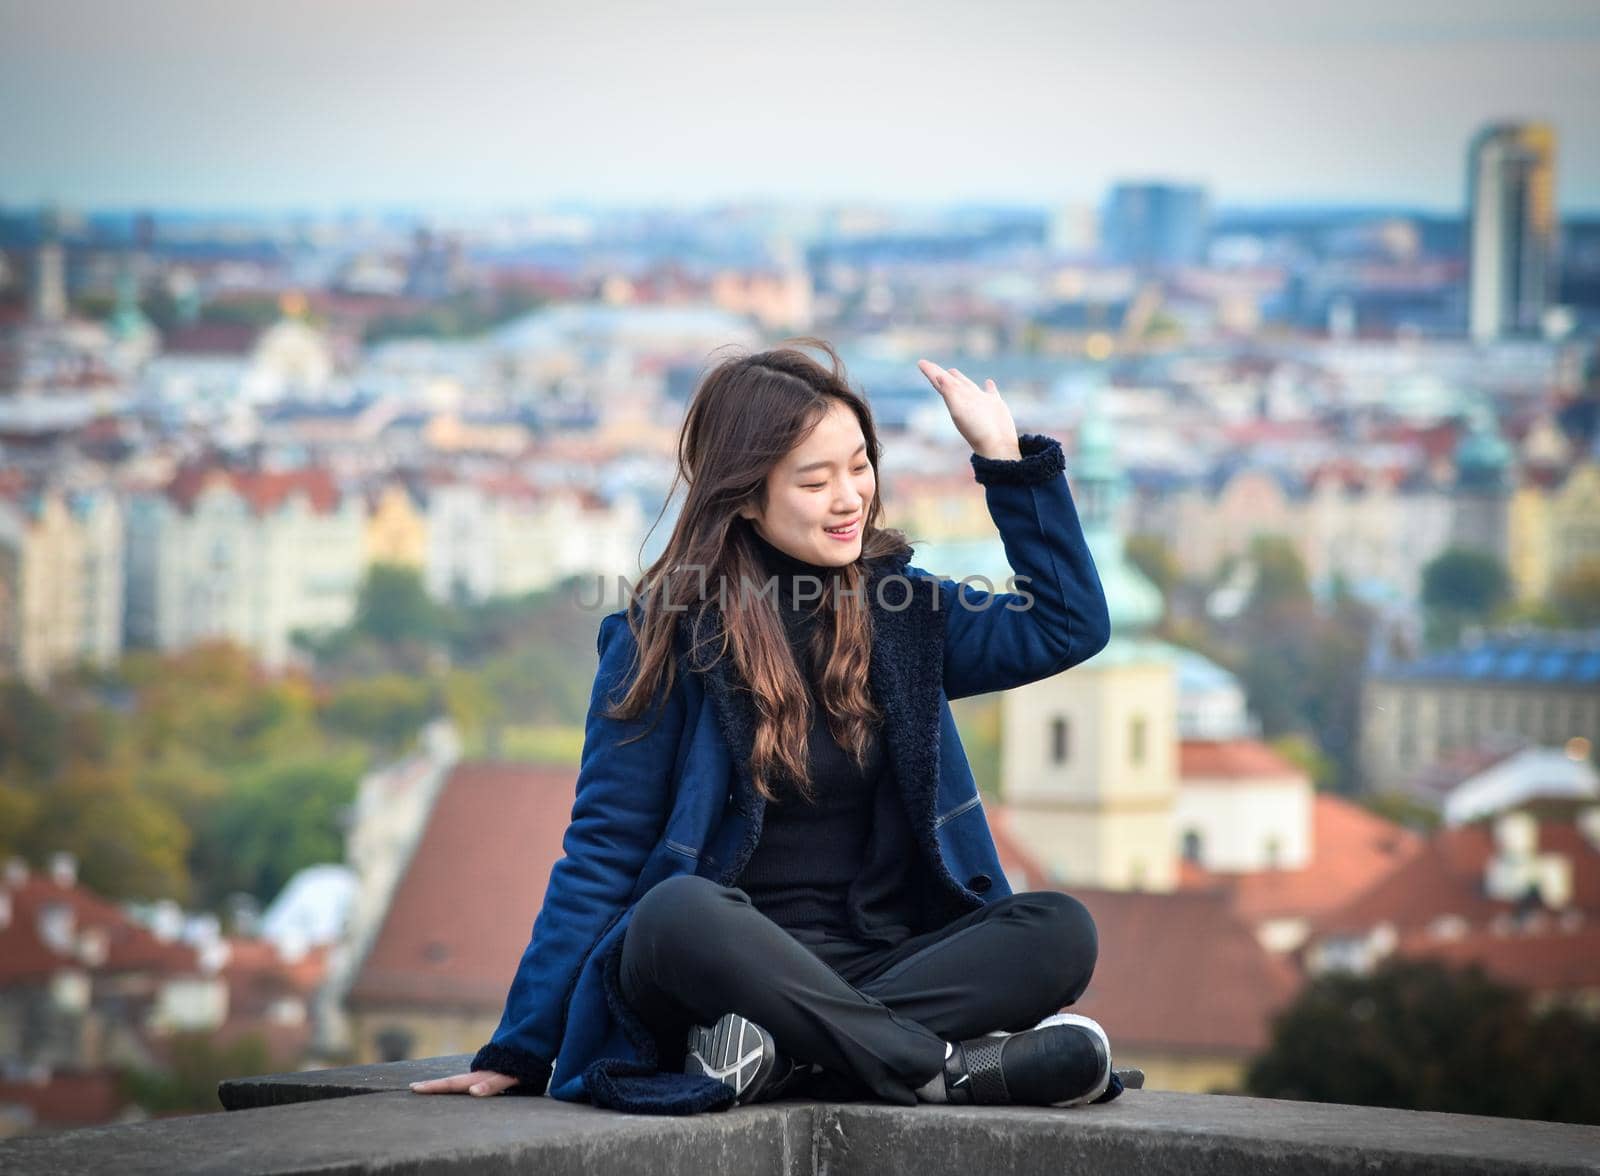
[{"x1": 603, "y1": 337, "x2": 912, "y2": 802}]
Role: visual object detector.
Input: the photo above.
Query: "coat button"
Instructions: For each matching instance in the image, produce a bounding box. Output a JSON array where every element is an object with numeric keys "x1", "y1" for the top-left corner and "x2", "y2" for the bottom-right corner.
[{"x1": 967, "y1": 873, "x2": 992, "y2": 894}]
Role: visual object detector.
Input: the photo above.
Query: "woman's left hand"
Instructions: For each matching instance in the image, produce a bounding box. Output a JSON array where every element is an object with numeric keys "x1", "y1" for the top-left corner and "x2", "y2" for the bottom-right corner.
[{"x1": 917, "y1": 359, "x2": 1023, "y2": 461}]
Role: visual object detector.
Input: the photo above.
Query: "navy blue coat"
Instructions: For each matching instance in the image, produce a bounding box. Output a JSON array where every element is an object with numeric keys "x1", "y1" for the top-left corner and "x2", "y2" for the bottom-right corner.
[{"x1": 471, "y1": 433, "x2": 1111, "y2": 1114}]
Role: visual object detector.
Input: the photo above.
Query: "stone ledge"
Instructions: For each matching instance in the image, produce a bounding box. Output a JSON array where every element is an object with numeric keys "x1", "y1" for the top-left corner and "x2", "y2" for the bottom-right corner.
[
  {"x1": 0, "y1": 1092, "x2": 806, "y2": 1176},
  {"x1": 217, "y1": 1054, "x2": 478, "y2": 1110},
  {"x1": 0, "y1": 1057, "x2": 1595, "y2": 1176}
]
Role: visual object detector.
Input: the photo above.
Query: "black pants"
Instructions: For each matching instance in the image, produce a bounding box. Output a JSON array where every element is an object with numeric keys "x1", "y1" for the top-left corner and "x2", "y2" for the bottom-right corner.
[{"x1": 619, "y1": 874, "x2": 1098, "y2": 1106}]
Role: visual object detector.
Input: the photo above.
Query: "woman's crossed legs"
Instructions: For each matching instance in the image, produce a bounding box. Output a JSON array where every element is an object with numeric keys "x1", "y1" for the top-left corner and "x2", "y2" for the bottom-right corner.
[{"x1": 619, "y1": 874, "x2": 1098, "y2": 1105}]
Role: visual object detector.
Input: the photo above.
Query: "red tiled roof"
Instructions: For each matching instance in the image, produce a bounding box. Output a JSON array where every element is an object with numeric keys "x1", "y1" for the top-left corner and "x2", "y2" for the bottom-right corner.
[
  {"x1": 0, "y1": 875, "x2": 199, "y2": 982},
  {"x1": 164, "y1": 465, "x2": 342, "y2": 516},
  {"x1": 1314, "y1": 820, "x2": 1600, "y2": 937},
  {"x1": 1395, "y1": 921, "x2": 1600, "y2": 995},
  {"x1": 474, "y1": 473, "x2": 543, "y2": 503},
  {"x1": 209, "y1": 939, "x2": 328, "y2": 1067},
  {"x1": 222, "y1": 939, "x2": 329, "y2": 1010},
  {"x1": 348, "y1": 761, "x2": 578, "y2": 1011},
  {"x1": 1179, "y1": 739, "x2": 1305, "y2": 782},
  {"x1": 1181, "y1": 794, "x2": 1423, "y2": 923},
  {"x1": 1370, "y1": 421, "x2": 1460, "y2": 461},
  {"x1": 1069, "y1": 886, "x2": 1303, "y2": 1056},
  {"x1": 1221, "y1": 420, "x2": 1324, "y2": 446}
]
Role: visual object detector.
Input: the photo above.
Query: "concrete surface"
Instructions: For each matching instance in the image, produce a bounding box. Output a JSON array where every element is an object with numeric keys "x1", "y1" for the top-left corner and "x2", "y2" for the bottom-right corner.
[{"x1": 2, "y1": 1056, "x2": 1596, "y2": 1175}]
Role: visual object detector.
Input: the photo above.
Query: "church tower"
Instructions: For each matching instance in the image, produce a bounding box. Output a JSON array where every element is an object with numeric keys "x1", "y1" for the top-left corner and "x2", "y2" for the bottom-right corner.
[
  {"x1": 1450, "y1": 398, "x2": 1514, "y2": 563},
  {"x1": 997, "y1": 382, "x2": 1180, "y2": 891}
]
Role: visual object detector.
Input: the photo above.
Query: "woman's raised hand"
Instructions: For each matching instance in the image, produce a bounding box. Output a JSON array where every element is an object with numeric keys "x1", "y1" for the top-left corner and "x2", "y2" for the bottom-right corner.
[
  {"x1": 409, "y1": 1069, "x2": 520, "y2": 1097},
  {"x1": 917, "y1": 359, "x2": 1022, "y2": 461}
]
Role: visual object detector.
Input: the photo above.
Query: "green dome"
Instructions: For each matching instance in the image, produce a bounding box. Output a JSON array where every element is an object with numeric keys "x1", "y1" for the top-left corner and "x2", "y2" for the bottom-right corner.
[
  {"x1": 109, "y1": 266, "x2": 154, "y2": 342},
  {"x1": 1086, "y1": 528, "x2": 1164, "y2": 632},
  {"x1": 1455, "y1": 402, "x2": 1512, "y2": 488}
]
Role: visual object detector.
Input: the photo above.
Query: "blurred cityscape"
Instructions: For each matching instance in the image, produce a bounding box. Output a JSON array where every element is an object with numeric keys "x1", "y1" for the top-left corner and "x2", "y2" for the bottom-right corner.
[{"x1": 2, "y1": 116, "x2": 1599, "y2": 1134}]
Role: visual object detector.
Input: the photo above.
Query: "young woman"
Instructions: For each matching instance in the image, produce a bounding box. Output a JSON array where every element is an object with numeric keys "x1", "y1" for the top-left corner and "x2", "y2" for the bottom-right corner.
[{"x1": 411, "y1": 340, "x2": 1119, "y2": 1114}]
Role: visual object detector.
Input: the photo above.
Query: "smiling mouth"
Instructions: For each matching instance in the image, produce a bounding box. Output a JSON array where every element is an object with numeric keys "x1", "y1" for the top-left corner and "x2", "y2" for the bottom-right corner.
[{"x1": 823, "y1": 518, "x2": 860, "y2": 537}]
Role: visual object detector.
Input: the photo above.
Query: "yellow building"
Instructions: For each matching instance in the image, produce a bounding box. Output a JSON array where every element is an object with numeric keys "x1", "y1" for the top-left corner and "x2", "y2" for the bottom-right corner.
[
  {"x1": 886, "y1": 469, "x2": 994, "y2": 545},
  {"x1": 1508, "y1": 459, "x2": 1600, "y2": 603},
  {"x1": 363, "y1": 483, "x2": 429, "y2": 571},
  {"x1": 0, "y1": 484, "x2": 123, "y2": 686}
]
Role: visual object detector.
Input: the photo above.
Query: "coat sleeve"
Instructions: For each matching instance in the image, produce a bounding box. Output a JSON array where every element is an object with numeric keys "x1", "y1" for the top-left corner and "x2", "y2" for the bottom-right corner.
[
  {"x1": 470, "y1": 608, "x2": 684, "y2": 1092},
  {"x1": 906, "y1": 432, "x2": 1110, "y2": 702}
]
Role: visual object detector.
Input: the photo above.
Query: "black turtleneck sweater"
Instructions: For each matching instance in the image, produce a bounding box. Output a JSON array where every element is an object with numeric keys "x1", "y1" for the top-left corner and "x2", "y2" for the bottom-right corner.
[{"x1": 734, "y1": 525, "x2": 922, "y2": 958}]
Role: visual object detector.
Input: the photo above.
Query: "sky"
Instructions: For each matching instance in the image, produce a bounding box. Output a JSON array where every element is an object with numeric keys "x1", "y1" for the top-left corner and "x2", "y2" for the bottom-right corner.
[{"x1": 2, "y1": 0, "x2": 1598, "y2": 214}]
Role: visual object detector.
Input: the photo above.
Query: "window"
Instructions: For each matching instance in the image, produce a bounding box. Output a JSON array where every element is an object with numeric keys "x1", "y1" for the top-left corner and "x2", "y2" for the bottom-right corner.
[
  {"x1": 1050, "y1": 716, "x2": 1071, "y2": 765},
  {"x1": 1129, "y1": 716, "x2": 1147, "y2": 766},
  {"x1": 1181, "y1": 829, "x2": 1204, "y2": 864},
  {"x1": 1265, "y1": 836, "x2": 1282, "y2": 869}
]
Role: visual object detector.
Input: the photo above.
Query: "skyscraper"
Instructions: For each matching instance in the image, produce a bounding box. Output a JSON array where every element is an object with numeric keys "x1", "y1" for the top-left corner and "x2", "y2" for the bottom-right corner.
[
  {"x1": 1467, "y1": 122, "x2": 1558, "y2": 343},
  {"x1": 1101, "y1": 182, "x2": 1210, "y2": 269}
]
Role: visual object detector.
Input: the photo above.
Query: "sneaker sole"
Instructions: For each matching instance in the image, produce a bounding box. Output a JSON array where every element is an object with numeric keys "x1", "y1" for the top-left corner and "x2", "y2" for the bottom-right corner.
[
  {"x1": 981, "y1": 1013, "x2": 1114, "y2": 1107},
  {"x1": 1033, "y1": 1013, "x2": 1113, "y2": 1107},
  {"x1": 685, "y1": 1012, "x2": 777, "y2": 1105}
]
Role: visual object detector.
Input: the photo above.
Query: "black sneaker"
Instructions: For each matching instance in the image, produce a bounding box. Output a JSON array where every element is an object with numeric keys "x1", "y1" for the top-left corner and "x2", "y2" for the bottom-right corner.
[
  {"x1": 946, "y1": 1012, "x2": 1113, "y2": 1107},
  {"x1": 684, "y1": 1012, "x2": 782, "y2": 1105}
]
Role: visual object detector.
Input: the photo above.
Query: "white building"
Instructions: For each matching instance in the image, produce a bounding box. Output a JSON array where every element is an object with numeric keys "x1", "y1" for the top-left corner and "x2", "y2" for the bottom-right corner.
[{"x1": 124, "y1": 465, "x2": 365, "y2": 668}]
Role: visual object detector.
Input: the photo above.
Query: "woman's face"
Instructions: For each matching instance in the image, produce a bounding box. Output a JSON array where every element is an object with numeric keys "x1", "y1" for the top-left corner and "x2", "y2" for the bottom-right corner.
[{"x1": 739, "y1": 399, "x2": 876, "y2": 567}]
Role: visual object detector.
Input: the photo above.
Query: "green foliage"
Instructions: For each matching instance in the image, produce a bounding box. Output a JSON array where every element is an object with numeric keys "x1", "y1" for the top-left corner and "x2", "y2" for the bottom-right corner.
[
  {"x1": 24, "y1": 757, "x2": 193, "y2": 901},
  {"x1": 196, "y1": 296, "x2": 286, "y2": 328},
  {"x1": 361, "y1": 287, "x2": 545, "y2": 345},
  {"x1": 1268, "y1": 733, "x2": 1335, "y2": 791},
  {"x1": 352, "y1": 563, "x2": 445, "y2": 646},
  {"x1": 1125, "y1": 532, "x2": 1180, "y2": 598},
  {"x1": 1166, "y1": 536, "x2": 1375, "y2": 793},
  {"x1": 116, "y1": 643, "x2": 321, "y2": 765},
  {"x1": 323, "y1": 675, "x2": 437, "y2": 749},
  {"x1": 1248, "y1": 958, "x2": 1600, "y2": 1125},
  {"x1": 950, "y1": 696, "x2": 1001, "y2": 801},
  {"x1": 1247, "y1": 534, "x2": 1312, "y2": 617},
  {"x1": 1550, "y1": 557, "x2": 1600, "y2": 627},
  {"x1": 2, "y1": 578, "x2": 603, "y2": 910},
  {"x1": 0, "y1": 641, "x2": 371, "y2": 907},
  {"x1": 121, "y1": 1032, "x2": 276, "y2": 1115},
  {"x1": 197, "y1": 752, "x2": 364, "y2": 905},
  {"x1": 1421, "y1": 547, "x2": 1511, "y2": 648},
  {"x1": 0, "y1": 678, "x2": 66, "y2": 778},
  {"x1": 1358, "y1": 790, "x2": 1442, "y2": 833},
  {"x1": 492, "y1": 724, "x2": 586, "y2": 765}
]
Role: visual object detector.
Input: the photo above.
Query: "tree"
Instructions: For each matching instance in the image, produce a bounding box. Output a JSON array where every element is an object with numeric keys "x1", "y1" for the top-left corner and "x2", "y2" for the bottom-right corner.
[
  {"x1": 20, "y1": 756, "x2": 191, "y2": 901},
  {"x1": 1246, "y1": 534, "x2": 1313, "y2": 619},
  {"x1": 1550, "y1": 557, "x2": 1600, "y2": 628},
  {"x1": 1247, "y1": 958, "x2": 1600, "y2": 1125},
  {"x1": 122, "y1": 1032, "x2": 275, "y2": 1115},
  {"x1": 198, "y1": 752, "x2": 365, "y2": 905},
  {"x1": 1126, "y1": 533, "x2": 1180, "y2": 599},
  {"x1": 352, "y1": 563, "x2": 445, "y2": 646},
  {"x1": 1359, "y1": 790, "x2": 1442, "y2": 832},
  {"x1": 323, "y1": 675, "x2": 437, "y2": 749},
  {"x1": 1268, "y1": 733, "x2": 1335, "y2": 791},
  {"x1": 1421, "y1": 548, "x2": 1510, "y2": 647},
  {"x1": 0, "y1": 678, "x2": 66, "y2": 779}
]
